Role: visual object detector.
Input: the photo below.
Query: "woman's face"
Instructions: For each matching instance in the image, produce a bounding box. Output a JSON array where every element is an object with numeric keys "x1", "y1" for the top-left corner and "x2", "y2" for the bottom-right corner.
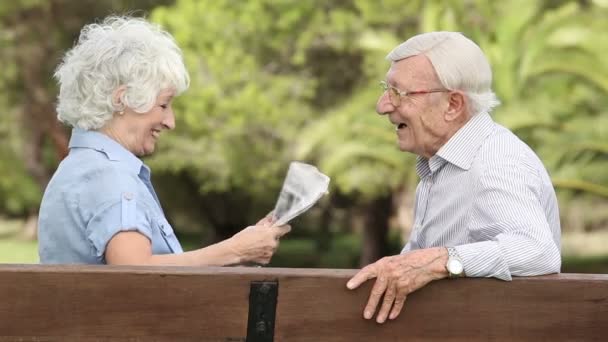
[{"x1": 109, "y1": 89, "x2": 176, "y2": 157}]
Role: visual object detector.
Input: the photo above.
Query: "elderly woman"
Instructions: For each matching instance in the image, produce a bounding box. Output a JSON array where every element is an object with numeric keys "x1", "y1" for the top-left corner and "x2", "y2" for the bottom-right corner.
[{"x1": 38, "y1": 16, "x2": 290, "y2": 265}]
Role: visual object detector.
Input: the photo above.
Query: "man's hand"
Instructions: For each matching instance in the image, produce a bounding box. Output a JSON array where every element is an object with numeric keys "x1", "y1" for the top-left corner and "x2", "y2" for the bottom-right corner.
[{"x1": 346, "y1": 247, "x2": 449, "y2": 323}]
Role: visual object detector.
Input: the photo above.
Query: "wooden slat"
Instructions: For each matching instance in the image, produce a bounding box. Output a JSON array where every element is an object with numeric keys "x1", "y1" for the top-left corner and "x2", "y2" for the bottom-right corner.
[{"x1": 0, "y1": 265, "x2": 606, "y2": 341}]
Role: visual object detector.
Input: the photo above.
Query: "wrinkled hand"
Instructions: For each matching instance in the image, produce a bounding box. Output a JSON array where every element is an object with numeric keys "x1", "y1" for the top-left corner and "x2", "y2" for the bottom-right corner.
[
  {"x1": 227, "y1": 216, "x2": 291, "y2": 265},
  {"x1": 346, "y1": 247, "x2": 448, "y2": 323}
]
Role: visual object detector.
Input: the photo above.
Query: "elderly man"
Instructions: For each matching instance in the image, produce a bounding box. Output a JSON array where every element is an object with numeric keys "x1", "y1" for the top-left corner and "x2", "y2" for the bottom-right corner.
[{"x1": 346, "y1": 31, "x2": 561, "y2": 323}]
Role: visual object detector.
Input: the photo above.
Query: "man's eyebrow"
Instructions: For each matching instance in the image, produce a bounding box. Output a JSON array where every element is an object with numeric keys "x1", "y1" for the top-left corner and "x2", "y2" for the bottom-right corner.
[{"x1": 387, "y1": 79, "x2": 406, "y2": 89}]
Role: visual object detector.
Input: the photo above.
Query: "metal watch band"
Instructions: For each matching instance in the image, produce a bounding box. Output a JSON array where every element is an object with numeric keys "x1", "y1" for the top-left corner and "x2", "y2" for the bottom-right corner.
[
  {"x1": 446, "y1": 247, "x2": 464, "y2": 278},
  {"x1": 447, "y1": 246, "x2": 459, "y2": 258}
]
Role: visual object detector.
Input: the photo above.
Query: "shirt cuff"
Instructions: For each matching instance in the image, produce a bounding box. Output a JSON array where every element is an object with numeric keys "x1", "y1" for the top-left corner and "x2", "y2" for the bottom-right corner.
[{"x1": 455, "y1": 241, "x2": 512, "y2": 281}]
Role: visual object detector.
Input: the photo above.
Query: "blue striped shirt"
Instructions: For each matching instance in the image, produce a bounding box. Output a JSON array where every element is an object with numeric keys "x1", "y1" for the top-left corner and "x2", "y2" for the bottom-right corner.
[{"x1": 403, "y1": 112, "x2": 561, "y2": 280}]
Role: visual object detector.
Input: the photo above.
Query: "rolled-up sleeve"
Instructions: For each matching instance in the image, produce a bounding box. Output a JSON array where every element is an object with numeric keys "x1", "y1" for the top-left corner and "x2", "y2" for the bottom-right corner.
[
  {"x1": 454, "y1": 155, "x2": 561, "y2": 281},
  {"x1": 85, "y1": 192, "x2": 153, "y2": 258}
]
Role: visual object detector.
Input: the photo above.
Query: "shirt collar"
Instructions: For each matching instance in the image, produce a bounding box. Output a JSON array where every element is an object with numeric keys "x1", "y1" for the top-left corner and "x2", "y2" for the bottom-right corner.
[
  {"x1": 68, "y1": 128, "x2": 144, "y2": 174},
  {"x1": 416, "y1": 112, "x2": 495, "y2": 176}
]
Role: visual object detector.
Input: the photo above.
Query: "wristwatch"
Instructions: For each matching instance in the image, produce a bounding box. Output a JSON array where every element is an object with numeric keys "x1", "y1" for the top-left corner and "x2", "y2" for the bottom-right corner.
[{"x1": 445, "y1": 247, "x2": 464, "y2": 278}]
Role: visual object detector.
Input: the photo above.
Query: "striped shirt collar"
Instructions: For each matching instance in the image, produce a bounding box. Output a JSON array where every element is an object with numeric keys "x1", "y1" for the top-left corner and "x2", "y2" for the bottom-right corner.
[
  {"x1": 68, "y1": 128, "x2": 145, "y2": 175},
  {"x1": 416, "y1": 112, "x2": 495, "y2": 177}
]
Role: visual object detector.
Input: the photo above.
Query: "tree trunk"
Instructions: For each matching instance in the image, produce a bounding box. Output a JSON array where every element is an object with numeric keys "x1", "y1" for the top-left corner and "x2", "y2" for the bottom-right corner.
[
  {"x1": 393, "y1": 187, "x2": 415, "y2": 244},
  {"x1": 359, "y1": 194, "x2": 392, "y2": 267},
  {"x1": 13, "y1": 4, "x2": 69, "y2": 191},
  {"x1": 315, "y1": 202, "x2": 333, "y2": 253},
  {"x1": 21, "y1": 214, "x2": 39, "y2": 241},
  {"x1": 4, "y1": 4, "x2": 69, "y2": 239}
]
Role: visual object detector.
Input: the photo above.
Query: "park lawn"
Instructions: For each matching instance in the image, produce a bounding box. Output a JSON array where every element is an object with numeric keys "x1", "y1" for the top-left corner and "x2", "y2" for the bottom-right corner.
[
  {"x1": 0, "y1": 238, "x2": 38, "y2": 264},
  {"x1": 1, "y1": 221, "x2": 607, "y2": 273}
]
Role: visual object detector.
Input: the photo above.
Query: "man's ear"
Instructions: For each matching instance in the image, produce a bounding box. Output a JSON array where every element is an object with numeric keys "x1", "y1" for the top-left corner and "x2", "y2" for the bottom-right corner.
[
  {"x1": 111, "y1": 85, "x2": 127, "y2": 111},
  {"x1": 445, "y1": 91, "x2": 467, "y2": 122}
]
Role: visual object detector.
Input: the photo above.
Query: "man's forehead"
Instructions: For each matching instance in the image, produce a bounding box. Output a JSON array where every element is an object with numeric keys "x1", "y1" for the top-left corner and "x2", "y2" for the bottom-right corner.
[{"x1": 386, "y1": 55, "x2": 438, "y2": 86}]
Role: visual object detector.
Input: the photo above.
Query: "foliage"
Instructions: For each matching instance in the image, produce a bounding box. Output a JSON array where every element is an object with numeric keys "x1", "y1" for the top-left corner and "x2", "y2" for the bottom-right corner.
[
  {"x1": 0, "y1": 110, "x2": 41, "y2": 216},
  {"x1": 422, "y1": 1, "x2": 608, "y2": 230},
  {"x1": 150, "y1": 0, "x2": 316, "y2": 198},
  {"x1": 0, "y1": 0, "x2": 175, "y2": 216},
  {"x1": 0, "y1": 0, "x2": 606, "y2": 241},
  {"x1": 296, "y1": 0, "x2": 608, "y2": 226},
  {"x1": 147, "y1": 0, "x2": 399, "y2": 231}
]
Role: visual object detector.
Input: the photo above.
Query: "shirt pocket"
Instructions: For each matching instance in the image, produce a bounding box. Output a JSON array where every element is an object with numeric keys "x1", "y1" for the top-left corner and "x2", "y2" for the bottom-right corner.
[{"x1": 154, "y1": 217, "x2": 183, "y2": 254}]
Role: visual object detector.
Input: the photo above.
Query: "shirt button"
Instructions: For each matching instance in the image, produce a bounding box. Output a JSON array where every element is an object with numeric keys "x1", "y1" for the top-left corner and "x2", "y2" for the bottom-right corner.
[{"x1": 123, "y1": 192, "x2": 134, "y2": 201}]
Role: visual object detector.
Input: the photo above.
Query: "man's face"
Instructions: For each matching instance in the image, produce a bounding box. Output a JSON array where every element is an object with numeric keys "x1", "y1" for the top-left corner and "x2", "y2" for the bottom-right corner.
[{"x1": 376, "y1": 55, "x2": 452, "y2": 158}]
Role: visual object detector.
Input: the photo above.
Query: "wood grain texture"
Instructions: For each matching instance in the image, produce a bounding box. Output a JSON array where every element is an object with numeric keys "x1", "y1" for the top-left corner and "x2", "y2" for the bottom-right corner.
[{"x1": 0, "y1": 265, "x2": 606, "y2": 341}]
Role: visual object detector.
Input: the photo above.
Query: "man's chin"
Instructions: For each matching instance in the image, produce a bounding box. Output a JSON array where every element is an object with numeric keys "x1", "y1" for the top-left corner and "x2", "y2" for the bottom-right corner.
[{"x1": 397, "y1": 142, "x2": 411, "y2": 153}]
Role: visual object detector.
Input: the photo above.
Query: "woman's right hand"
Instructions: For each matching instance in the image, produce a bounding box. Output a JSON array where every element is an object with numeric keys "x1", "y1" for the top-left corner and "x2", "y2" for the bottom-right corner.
[{"x1": 226, "y1": 217, "x2": 291, "y2": 265}]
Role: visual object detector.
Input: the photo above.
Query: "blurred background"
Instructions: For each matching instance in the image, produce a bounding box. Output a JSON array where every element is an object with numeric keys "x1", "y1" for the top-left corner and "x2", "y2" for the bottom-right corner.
[{"x1": 0, "y1": 0, "x2": 606, "y2": 272}]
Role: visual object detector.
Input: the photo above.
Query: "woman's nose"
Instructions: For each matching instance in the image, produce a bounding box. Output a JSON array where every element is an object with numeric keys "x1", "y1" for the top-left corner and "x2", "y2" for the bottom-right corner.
[{"x1": 163, "y1": 108, "x2": 176, "y2": 130}]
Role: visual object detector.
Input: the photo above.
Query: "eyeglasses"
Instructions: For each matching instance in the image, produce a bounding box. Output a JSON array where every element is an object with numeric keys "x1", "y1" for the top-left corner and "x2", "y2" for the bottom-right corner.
[{"x1": 380, "y1": 81, "x2": 450, "y2": 107}]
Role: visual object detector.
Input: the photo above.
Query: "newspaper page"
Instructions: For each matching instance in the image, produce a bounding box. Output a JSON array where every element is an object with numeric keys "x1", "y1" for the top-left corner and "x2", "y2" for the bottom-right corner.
[{"x1": 271, "y1": 162, "x2": 330, "y2": 226}]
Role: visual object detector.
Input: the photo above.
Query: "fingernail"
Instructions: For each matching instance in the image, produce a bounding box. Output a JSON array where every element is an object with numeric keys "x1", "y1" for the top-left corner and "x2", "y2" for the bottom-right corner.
[
  {"x1": 346, "y1": 281, "x2": 354, "y2": 289},
  {"x1": 377, "y1": 317, "x2": 385, "y2": 324},
  {"x1": 364, "y1": 310, "x2": 372, "y2": 319}
]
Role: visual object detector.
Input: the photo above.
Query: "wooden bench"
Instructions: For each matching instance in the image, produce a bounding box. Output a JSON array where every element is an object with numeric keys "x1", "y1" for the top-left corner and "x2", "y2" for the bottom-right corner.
[{"x1": 0, "y1": 265, "x2": 606, "y2": 341}]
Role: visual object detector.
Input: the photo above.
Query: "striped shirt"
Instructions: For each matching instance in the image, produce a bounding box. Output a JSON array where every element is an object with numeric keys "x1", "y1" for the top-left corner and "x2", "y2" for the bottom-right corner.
[{"x1": 402, "y1": 112, "x2": 561, "y2": 281}]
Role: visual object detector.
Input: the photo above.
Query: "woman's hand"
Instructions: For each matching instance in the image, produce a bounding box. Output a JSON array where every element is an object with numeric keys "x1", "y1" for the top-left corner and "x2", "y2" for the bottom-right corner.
[{"x1": 226, "y1": 217, "x2": 291, "y2": 265}]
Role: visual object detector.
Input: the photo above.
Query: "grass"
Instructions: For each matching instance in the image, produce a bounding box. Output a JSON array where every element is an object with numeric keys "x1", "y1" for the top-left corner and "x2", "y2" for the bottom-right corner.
[
  {"x1": 561, "y1": 231, "x2": 608, "y2": 257},
  {"x1": 1, "y1": 218, "x2": 608, "y2": 273},
  {"x1": 0, "y1": 238, "x2": 38, "y2": 263},
  {"x1": 562, "y1": 255, "x2": 608, "y2": 274},
  {"x1": 0, "y1": 218, "x2": 39, "y2": 263}
]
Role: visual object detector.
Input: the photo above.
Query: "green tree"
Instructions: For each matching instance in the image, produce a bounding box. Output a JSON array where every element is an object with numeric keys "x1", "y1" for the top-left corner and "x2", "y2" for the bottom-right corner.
[
  {"x1": 423, "y1": 0, "x2": 608, "y2": 225},
  {"x1": 0, "y1": 0, "x2": 173, "y2": 236},
  {"x1": 295, "y1": 0, "x2": 608, "y2": 264},
  {"x1": 149, "y1": 0, "x2": 385, "y2": 242}
]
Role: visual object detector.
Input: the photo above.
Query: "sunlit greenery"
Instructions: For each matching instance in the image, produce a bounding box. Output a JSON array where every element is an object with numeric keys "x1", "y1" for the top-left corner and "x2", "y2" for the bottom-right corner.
[{"x1": 0, "y1": 0, "x2": 606, "y2": 267}]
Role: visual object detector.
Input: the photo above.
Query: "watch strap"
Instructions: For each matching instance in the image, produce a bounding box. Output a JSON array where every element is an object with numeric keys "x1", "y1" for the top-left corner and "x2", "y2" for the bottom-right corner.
[{"x1": 446, "y1": 247, "x2": 464, "y2": 278}]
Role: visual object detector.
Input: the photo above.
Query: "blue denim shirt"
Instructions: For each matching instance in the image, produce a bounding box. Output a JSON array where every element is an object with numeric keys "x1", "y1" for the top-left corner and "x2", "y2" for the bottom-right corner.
[{"x1": 38, "y1": 129, "x2": 183, "y2": 264}]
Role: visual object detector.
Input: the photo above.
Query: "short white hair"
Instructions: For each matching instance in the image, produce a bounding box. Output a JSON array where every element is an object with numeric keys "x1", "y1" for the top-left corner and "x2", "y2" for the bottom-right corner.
[
  {"x1": 54, "y1": 15, "x2": 190, "y2": 130},
  {"x1": 387, "y1": 31, "x2": 499, "y2": 116}
]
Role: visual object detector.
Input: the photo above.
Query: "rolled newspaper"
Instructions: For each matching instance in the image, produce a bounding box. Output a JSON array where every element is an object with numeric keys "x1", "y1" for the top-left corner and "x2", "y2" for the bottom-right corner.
[{"x1": 271, "y1": 162, "x2": 330, "y2": 226}]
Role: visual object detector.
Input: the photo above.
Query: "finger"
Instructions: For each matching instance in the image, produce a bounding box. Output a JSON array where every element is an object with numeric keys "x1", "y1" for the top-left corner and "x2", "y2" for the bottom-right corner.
[
  {"x1": 256, "y1": 216, "x2": 273, "y2": 227},
  {"x1": 346, "y1": 266, "x2": 377, "y2": 290},
  {"x1": 389, "y1": 294, "x2": 407, "y2": 320},
  {"x1": 256, "y1": 217, "x2": 266, "y2": 225},
  {"x1": 258, "y1": 254, "x2": 271, "y2": 265},
  {"x1": 266, "y1": 211, "x2": 277, "y2": 222},
  {"x1": 275, "y1": 225, "x2": 291, "y2": 237},
  {"x1": 363, "y1": 276, "x2": 388, "y2": 320},
  {"x1": 376, "y1": 282, "x2": 396, "y2": 323}
]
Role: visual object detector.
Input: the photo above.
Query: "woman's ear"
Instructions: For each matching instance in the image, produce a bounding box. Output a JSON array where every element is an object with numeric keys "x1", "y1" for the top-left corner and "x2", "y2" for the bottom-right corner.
[
  {"x1": 445, "y1": 91, "x2": 467, "y2": 122},
  {"x1": 111, "y1": 85, "x2": 127, "y2": 112}
]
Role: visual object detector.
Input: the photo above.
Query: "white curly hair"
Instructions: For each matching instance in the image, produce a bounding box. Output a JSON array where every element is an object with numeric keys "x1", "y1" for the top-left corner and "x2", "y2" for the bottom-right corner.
[
  {"x1": 387, "y1": 31, "x2": 500, "y2": 116},
  {"x1": 54, "y1": 15, "x2": 190, "y2": 130}
]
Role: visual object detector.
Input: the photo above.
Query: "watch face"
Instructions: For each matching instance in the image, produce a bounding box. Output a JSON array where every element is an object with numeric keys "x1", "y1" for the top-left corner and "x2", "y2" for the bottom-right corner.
[{"x1": 448, "y1": 259, "x2": 463, "y2": 275}]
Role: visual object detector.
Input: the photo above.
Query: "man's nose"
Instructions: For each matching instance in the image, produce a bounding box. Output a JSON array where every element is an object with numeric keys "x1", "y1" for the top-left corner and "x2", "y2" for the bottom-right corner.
[{"x1": 376, "y1": 91, "x2": 394, "y2": 115}]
